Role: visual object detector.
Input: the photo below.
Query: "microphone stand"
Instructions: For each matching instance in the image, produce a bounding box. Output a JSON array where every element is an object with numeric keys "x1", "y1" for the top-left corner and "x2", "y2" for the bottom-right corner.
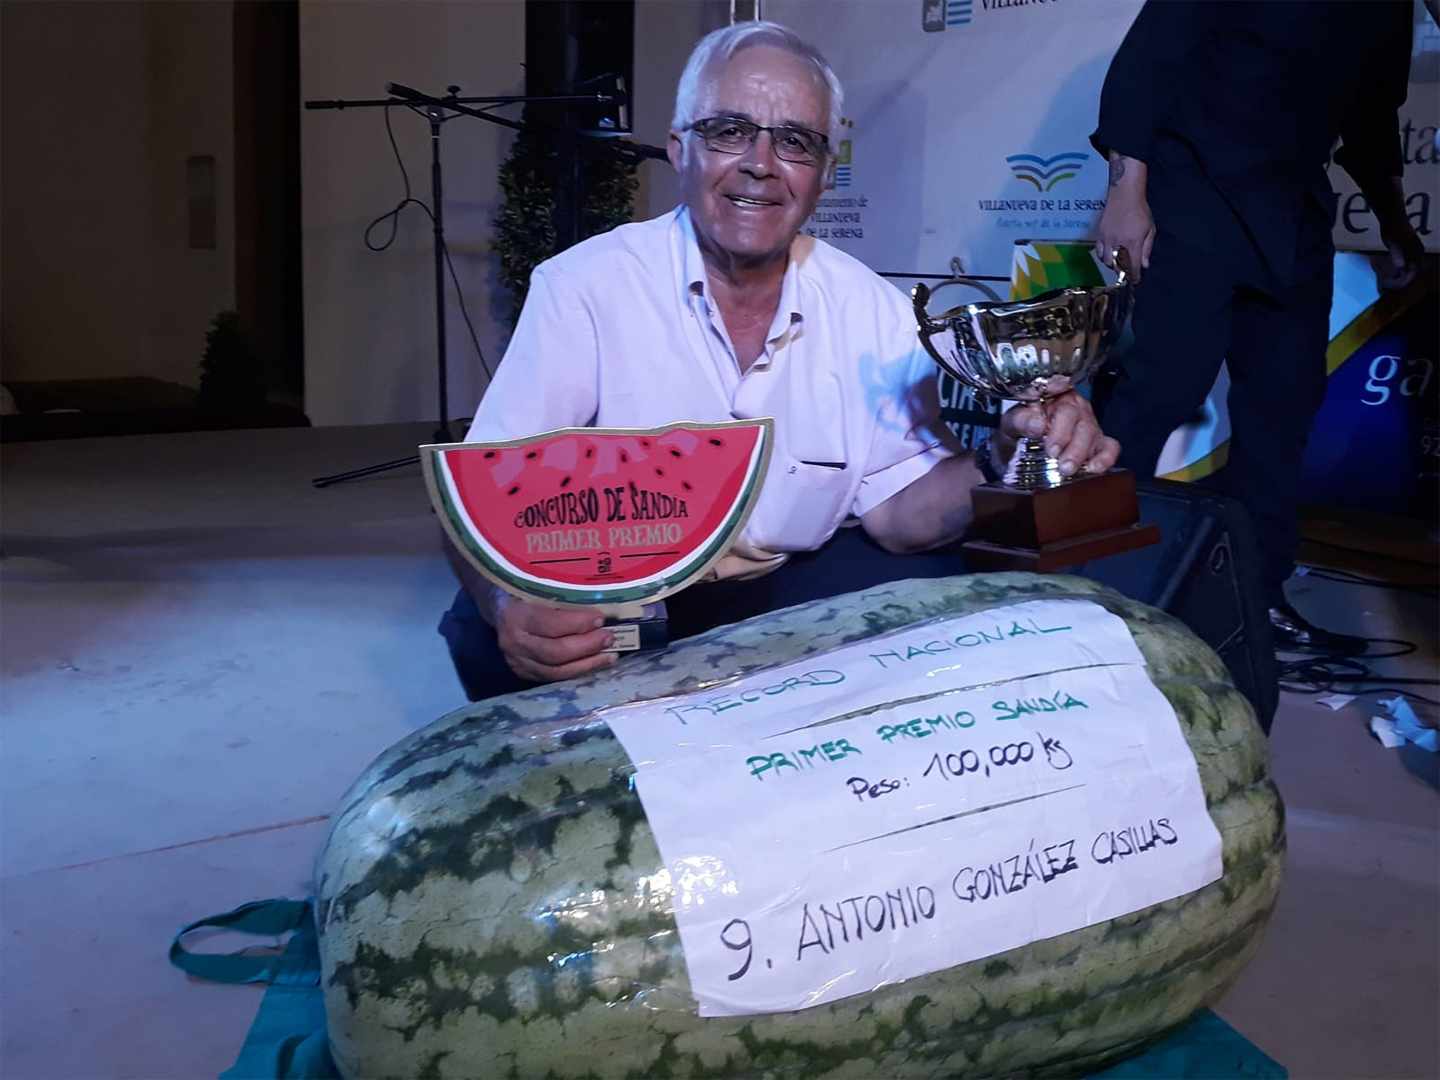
[{"x1": 305, "y1": 83, "x2": 664, "y2": 488}]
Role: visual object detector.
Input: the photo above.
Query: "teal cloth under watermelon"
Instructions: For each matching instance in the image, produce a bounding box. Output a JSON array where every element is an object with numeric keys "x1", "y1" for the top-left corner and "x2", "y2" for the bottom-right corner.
[{"x1": 172, "y1": 900, "x2": 1288, "y2": 1080}]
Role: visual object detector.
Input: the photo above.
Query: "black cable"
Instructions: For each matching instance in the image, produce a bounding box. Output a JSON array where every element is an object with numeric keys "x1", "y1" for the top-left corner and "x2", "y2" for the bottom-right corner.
[
  {"x1": 363, "y1": 104, "x2": 420, "y2": 253},
  {"x1": 1352, "y1": 688, "x2": 1440, "y2": 708},
  {"x1": 1326, "y1": 674, "x2": 1440, "y2": 685},
  {"x1": 1277, "y1": 635, "x2": 1439, "y2": 705},
  {"x1": 362, "y1": 104, "x2": 493, "y2": 381},
  {"x1": 1277, "y1": 562, "x2": 1439, "y2": 707},
  {"x1": 438, "y1": 236, "x2": 493, "y2": 381}
]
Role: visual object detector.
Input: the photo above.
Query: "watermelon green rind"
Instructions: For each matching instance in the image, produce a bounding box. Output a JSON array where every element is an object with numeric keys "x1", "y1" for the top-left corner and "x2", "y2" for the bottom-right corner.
[
  {"x1": 421, "y1": 421, "x2": 772, "y2": 606},
  {"x1": 315, "y1": 573, "x2": 1284, "y2": 1079}
]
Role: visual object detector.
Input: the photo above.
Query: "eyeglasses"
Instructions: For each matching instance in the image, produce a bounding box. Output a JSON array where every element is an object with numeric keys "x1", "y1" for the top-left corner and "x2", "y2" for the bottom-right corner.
[{"x1": 686, "y1": 116, "x2": 830, "y2": 166}]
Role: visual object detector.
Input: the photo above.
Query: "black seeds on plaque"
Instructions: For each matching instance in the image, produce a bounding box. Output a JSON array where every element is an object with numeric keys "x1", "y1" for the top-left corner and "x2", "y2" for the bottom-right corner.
[
  {"x1": 507, "y1": 486, "x2": 520, "y2": 496},
  {"x1": 669, "y1": 448, "x2": 682, "y2": 458},
  {"x1": 708, "y1": 437, "x2": 723, "y2": 447},
  {"x1": 682, "y1": 481, "x2": 693, "y2": 491},
  {"x1": 526, "y1": 451, "x2": 538, "y2": 460},
  {"x1": 655, "y1": 467, "x2": 665, "y2": 478},
  {"x1": 560, "y1": 476, "x2": 571, "y2": 488},
  {"x1": 620, "y1": 452, "x2": 629, "y2": 464},
  {"x1": 641, "y1": 440, "x2": 651, "y2": 448},
  {"x1": 483, "y1": 450, "x2": 496, "y2": 459},
  {"x1": 585, "y1": 447, "x2": 595, "y2": 459}
]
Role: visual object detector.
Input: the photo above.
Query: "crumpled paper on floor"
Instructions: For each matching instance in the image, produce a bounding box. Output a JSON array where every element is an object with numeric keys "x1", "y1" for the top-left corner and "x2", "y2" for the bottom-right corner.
[
  {"x1": 1371, "y1": 696, "x2": 1439, "y2": 752},
  {"x1": 1369, "y1": 715, "x2": 1407, "y2": 748}
]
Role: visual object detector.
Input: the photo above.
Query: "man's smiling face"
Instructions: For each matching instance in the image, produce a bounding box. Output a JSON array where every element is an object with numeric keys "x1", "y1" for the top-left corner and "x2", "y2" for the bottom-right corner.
[{"x1": 669, "y1": 44, "x2": 831, "y2": 270}]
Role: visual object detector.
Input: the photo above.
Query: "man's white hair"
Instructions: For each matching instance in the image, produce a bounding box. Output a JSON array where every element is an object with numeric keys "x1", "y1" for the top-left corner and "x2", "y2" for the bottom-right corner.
[{"x1": 671, "y1": 21, "x2": 844, "y2": 154}]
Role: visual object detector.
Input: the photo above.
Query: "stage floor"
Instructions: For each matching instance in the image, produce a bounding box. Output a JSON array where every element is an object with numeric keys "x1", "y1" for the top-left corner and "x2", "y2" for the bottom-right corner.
[{"x1": 2, "y1": 424, "x2": 1436, "y2": 1079}]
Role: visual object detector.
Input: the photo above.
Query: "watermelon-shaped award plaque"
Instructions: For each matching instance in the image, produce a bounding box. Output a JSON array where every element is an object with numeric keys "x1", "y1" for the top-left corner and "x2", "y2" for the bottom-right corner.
[{"x1": 421, "y1": 420, "x2": 773, "y2": 615}]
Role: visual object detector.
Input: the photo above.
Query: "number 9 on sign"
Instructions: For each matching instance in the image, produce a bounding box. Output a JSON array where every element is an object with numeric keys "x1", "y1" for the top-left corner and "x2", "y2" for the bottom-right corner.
[{"x1": 720, "y1": 918, "x2": 752, "y2": 980}]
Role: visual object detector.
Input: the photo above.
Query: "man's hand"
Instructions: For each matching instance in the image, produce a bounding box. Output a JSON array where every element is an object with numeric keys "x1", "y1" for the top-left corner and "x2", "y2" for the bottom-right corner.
[
  {"x1": 495, "y1": 594, "x2": 617, "y2": 683},
  {"x1": 1358, "y1": 176, "x2": 1425, "y2": 292},
  {"x1": 861, "y1": 391, "x2": 1121, "y2": 554},
  {"x1": 1378, "y1": 219, "x2": 1424, "y2": 291},
  {"x1": 1095, "y1": 153, "x2": 1154, "y2": 284},
  {"x1": 996, "y1": 390, "x2": 1121, "y2": 479}
]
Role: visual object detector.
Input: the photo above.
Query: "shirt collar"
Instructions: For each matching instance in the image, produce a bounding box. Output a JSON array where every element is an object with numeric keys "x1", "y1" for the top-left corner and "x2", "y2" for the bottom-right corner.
[{"x1": 674, "y1": 206, "x2": 805, "y2": 364}]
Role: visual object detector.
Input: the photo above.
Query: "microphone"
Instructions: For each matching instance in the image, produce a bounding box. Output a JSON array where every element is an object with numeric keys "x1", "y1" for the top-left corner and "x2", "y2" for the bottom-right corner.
[
  {"x1": 385, "y1": 82, "x2": 429, "y2": 103},
  {"x1": 616, "y1": 140, "x2": 669, "y2": 161}
]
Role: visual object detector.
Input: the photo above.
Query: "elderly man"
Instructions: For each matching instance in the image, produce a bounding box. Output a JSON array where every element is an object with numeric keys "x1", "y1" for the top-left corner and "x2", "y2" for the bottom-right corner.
[{"x1": 440, "y1": 21, "x2": 1118, "y2": 700}]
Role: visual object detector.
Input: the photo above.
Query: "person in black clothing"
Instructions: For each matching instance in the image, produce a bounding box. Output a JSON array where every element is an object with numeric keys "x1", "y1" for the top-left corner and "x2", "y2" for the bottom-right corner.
[{"x1": 1090, "y1": 0, "x2": 1425, "y2": 654}]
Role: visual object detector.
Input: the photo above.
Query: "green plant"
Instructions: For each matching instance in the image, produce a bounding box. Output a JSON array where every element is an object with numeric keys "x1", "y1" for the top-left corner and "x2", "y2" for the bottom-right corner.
[
  {"x1": 492, "y1": 129, "x2": 639, "y2": 327},
  {"x1": 198, "y1": 311, "x2": 265, "y2": 412}
]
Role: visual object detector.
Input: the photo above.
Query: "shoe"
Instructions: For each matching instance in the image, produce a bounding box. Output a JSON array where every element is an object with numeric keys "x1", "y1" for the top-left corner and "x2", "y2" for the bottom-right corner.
[{"x1": 1268, "y1": 602, "x2": 1368, "y2": 656}]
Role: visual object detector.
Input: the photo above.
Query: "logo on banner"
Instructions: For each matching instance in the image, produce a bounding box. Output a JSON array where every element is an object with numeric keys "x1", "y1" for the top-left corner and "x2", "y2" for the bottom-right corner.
[
  {"x1": 922, "y1": 0, "x2": 972, "y2": 32},
  {"x1": 828, "y1": 118, "x2": 857, "y2": 191},
  {"x1": 1006, "y1": 152, "x2": 1088, "y2": 191},
  {"x1": 834, "y1": 138, "x2": 853, "y2": 188},
  {"x1": 977, "y1": 151, "x2": 1105, "y2": 238},
  {"x1": 810, "y1": 118, "x2": 866, "y2": 243}
]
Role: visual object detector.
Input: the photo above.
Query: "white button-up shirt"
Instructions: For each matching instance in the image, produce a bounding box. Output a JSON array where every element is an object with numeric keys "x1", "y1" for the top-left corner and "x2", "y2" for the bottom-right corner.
[{"x1": 465, "y1": 207, "x2": 950, "y2": 579}]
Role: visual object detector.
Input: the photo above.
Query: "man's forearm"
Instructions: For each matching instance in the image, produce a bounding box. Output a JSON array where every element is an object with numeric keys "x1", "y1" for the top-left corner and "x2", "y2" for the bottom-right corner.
[
  {"x1": 441, "y1": 529, "x2": 507, "y2": 626},
  {"x1": 1107, "y1": 152, "x2": 1148, "y2": 195},
  {"x1": 1354, "y1": 174, "x2": 1409, "y2": 239},
  {"x1": 862, "y1": 452, "x2": 988, "y2": 554}
]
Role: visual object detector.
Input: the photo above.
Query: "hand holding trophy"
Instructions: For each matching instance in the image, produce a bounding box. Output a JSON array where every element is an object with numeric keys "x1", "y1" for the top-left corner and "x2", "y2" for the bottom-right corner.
[{"x1": 912, "y1": 249, "x2": 1159, "y2": 571}]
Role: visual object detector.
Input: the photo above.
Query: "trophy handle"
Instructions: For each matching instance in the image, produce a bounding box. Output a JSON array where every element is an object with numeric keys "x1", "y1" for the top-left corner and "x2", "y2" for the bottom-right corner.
[
  {"x1": 1112, "y1": 246, "x2": 1132, "y2": 285},
  {"x1": 910, "y1": 282, "x2": 952, "y2": 370}
]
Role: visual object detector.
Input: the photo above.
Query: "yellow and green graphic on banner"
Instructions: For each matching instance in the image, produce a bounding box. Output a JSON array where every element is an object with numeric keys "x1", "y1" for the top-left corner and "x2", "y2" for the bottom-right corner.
[{"x1": 1008, "y1": 242, "x2": 1437, "y2": 507}]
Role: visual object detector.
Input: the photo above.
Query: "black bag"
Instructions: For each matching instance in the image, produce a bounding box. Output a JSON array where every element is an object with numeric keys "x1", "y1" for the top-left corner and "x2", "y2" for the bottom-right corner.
[{"x1": 1071, "y1": 479, "x2": 1279, "y2": 732}]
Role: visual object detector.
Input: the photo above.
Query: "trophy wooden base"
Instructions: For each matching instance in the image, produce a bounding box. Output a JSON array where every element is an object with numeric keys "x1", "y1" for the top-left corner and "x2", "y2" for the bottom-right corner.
[{"x1": 962, "y1": 469, "x2": 1160, "y2": 573}]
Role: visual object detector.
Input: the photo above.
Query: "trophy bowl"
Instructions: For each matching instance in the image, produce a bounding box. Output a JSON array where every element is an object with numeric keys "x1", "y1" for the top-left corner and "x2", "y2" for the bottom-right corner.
[
  {"x1": 909, "y1": 256, "x2": 1157, "y2": 572},
  {"x1": 912, "y1": 270, "x2": 1133, "y2": 489}
]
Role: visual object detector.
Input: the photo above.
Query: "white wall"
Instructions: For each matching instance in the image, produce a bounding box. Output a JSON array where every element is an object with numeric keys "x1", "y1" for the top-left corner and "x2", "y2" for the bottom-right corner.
[
  {"x1": 631, "y1": 0, "x2": 731, "y2": 220},
  {"x1": 298, "y1": 0, "x2": 745, "y2": 427},
  {"x1": 299, "y1": 0, "x2": 524, "y2": 428},
  {"x1": 1, "y1": 1, "x2": 235, "y2": 388}
]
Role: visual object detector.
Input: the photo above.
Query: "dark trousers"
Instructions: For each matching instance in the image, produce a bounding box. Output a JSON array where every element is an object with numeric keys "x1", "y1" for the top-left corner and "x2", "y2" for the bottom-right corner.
[
  {"x1": 439, "y1": 526, "x2": 972, "y2": 703},
  {"x1": 1095, "y1": 218, "x2": 1334, "y2": 608}
]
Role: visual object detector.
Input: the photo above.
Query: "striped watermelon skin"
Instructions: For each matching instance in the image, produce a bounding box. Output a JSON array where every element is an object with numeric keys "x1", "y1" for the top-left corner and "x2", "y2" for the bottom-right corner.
[{"x1": 314, "y1": 574, "x2": 1284, "y2": 1079}]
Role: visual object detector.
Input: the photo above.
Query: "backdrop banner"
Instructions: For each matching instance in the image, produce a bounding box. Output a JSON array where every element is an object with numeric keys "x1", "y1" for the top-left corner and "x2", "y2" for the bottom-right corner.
[
  {"x1": 766, "y1": 0, "x2": 1437, "y2": 276},
  {"x1": 1005, "y1": 245, "x2": 1438, "y2": 519},
  {"x1": 767, "y1": 0, "x2": 1438, "y2": 516},
  {"x1": 769, "y1": 0, "x2": 1142, "y2": 278}
]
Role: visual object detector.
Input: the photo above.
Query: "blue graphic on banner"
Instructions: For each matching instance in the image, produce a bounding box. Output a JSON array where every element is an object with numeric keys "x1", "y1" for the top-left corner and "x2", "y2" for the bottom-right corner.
[
  {"x1": 834, "y1": 166, "x2": 852, "y2": 188},
  {"x1": 947, "y1": 0, "x2": 973, "y2": 27},
  {"x1": 1006, "y1": 152, "x2": 1089, "y2": 192},
  {"x1": 1299, "y1": 273, "x2": 1438, "y2": 519}
]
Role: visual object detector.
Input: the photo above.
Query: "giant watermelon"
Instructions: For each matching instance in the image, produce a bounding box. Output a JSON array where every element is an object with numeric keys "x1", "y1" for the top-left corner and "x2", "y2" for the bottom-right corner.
[{"x1": 314, "y1": 574, "x2": 1283, "y2": 1078}]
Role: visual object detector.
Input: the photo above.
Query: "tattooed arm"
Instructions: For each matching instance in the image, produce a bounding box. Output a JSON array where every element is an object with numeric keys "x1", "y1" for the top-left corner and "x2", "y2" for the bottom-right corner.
[
  {"x1": 1088, "y1": 1, "x2": 1213, "y2": 283},
  {"x1": 1096, "y1": 153, "x2": 1153, "y2": 282}
]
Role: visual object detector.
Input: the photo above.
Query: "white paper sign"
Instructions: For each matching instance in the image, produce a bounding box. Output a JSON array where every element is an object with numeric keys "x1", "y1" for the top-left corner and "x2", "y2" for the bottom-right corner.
[{"x1": 603, "y1": 600, "x2": 1224, "y2": 1017}]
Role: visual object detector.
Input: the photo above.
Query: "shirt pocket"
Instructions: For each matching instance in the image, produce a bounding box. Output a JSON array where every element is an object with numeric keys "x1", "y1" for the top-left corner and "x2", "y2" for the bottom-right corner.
[
  {"x1": 745, "y1": 459, "x2": 852, "y2": 552},
  {"x1": 745, "y1": 374, "x2": 853, "y2": 551}
]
